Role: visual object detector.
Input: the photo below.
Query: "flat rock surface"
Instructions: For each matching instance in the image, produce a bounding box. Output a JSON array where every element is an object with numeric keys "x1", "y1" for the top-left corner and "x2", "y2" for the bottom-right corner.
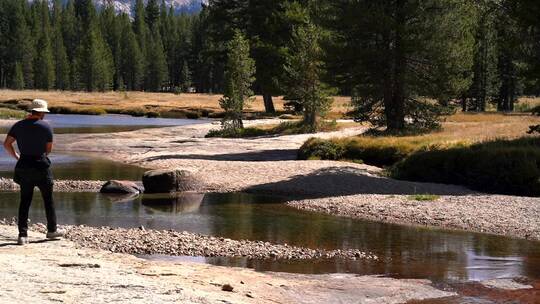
[
  {"x1": 0, "y1": 225, "x2": 454, "y2": 304},
  {"x1": 480, "y1": 278, "x2": 534, "y2": 290}
]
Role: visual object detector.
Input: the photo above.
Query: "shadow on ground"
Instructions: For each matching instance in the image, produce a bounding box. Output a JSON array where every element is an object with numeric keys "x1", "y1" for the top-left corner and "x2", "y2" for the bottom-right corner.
[
  {"x1": 0, "y1": 238, "x2": 60, "y2": 247},
  {"x1": 145, "y1": 149, "x2": 298, "y2": 162},
  {"x1": 245, "y1": 166, "x2": 475, "y2": 199}
]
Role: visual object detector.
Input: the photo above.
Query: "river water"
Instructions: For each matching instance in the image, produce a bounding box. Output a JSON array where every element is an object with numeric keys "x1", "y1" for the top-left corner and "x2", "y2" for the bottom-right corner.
[
  {"x1": 0, "y1": 191, "x2": 538, "y2": 286},
  {"x1": 0, "y1": 113, "x2": 208, "y2": 134}
]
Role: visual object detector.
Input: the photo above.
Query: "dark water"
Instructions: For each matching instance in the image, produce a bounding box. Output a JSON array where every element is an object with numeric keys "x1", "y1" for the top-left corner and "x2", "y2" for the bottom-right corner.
[
  {"x1": 0, "y1": 114, "x2": 207, "y2": 134},
  {"x1": 0, "y1": 150, "x2": 147, "y2": 181},
  {"x1": 0, "y1": 191, "x2": 538, "y2": 284}
]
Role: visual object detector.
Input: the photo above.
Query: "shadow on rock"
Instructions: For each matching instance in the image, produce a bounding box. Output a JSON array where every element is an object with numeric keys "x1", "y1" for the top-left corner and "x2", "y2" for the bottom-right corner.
[
  {"x1": 144, "y1": 149, "x2": 298, "y2": 162},
  {"x1": 246, "y1": 166, "x2": 475, "y2": 199}
]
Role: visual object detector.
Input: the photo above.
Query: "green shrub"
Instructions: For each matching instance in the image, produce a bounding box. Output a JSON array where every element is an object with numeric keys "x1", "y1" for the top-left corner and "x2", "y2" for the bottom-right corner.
[
  {"x1": 0, "y1": 108, "x2": 26, "y2": 119},
  {"x1": 391, "y1": 138, "x2": 540, "y2": 196},
  {"x1": 185, "y1": 111, "x2": 201, "y2": 119},
  {"x1": 298, "y1": 138, "x2": 346, "y2": 160},
  {"x1": 408, "y1": 194, "x2": 440, "y2": 201},
  {"x1": 343, "y1": 139, "x2": 417, "y2": 167},
  {"x1": 205, "y1": 127, "x2": 269, "y2": 138},
  {"x1": 528, "y1": 105, "x2": 540, "y2": 115},
  {"x1": 49, "y1": 106, "x2": 106, "y2": 115},
  {"x1": 298, "y1": 137, "x2": 423, "y2": 167},
  {"x1": 145, "y1": 111, "x2": 160, "y2": 118}
]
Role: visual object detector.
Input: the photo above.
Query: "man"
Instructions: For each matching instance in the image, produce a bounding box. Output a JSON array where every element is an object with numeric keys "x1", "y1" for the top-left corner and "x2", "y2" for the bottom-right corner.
[{"x1": 3, "y1": 99, "x2": 64, "y2": 245}]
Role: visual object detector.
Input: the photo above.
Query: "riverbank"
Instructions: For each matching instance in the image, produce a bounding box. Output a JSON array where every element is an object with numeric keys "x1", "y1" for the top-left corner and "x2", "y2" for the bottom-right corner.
[
  {"x1": 2, "y1": 118, "x2": 539, "y2": 241},
  {"x1": 0, "y1": 224, "x2": 454, "y2": 304}
]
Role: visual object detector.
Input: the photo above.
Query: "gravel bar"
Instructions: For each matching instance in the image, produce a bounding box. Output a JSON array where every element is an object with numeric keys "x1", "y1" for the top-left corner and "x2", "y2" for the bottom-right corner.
[
  {"x1": 0, "y1": 219, "x2": 377, "y2": 261},
  {"x1": 288, "y1": 194, "x2": 540, "y2": 241},
  {"x1": 0, "y1": 177, "x2": 104, "y2": 192}
]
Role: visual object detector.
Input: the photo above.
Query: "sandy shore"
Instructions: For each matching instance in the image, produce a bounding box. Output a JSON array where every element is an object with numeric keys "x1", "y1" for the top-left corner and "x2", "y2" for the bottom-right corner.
[{"x1": 0, "y1": 224, "x2": 454, "y2": 304}]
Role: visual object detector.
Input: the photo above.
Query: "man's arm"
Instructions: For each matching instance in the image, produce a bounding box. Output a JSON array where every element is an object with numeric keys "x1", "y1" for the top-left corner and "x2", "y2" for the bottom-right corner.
[
  {"x1": 46, "y1": 142, "x2": 53, "y2": 155},
  {"x1": 3, "y1": 136, "x2": 19, "y2": 160}
]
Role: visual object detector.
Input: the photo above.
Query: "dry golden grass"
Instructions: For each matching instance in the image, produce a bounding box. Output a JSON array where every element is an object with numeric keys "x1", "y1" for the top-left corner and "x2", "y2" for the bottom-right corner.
[
  {"x1": 327, "y1": 112, "x2": 540, "y2": 159},
  {"x1": 440, "y1": 112, "x2": 540, "y2": 142},
  {"x1": 515, "y1": 97, "x2": 540, "y2": 111},
  {"x1": 0, "y1": 90, "x2": 352, "y2": 115}
]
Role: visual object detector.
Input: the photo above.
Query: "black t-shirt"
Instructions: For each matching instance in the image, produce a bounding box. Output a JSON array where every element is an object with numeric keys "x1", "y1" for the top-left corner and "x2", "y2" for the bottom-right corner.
[{"x1": 8, "y1": 119, "x2": 53, "y2": 156}]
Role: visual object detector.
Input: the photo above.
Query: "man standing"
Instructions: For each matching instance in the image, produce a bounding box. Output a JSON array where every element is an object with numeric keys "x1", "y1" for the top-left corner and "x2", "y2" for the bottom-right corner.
[{"x1": 3, "y1": 99, "x2": 64, "y2": 245}]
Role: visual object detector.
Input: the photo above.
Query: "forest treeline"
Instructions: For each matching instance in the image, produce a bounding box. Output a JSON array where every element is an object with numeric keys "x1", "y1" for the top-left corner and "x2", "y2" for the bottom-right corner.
[{"x1": 0, "y1": 0, "x2": 539, "y2": 131}]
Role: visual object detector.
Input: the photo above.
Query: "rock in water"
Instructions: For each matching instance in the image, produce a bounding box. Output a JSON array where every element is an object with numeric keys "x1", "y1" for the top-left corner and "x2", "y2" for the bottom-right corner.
[
  {"x1": 142, "y1": 169, "x2": 203, "y2": 194},
  {"x1": 100, "y1": 180, "x2": 144, "y2": 194}
]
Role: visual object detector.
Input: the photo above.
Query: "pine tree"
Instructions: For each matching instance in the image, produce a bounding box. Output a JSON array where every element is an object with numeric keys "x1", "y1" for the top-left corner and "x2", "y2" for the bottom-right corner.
[
  {"x1": 120, "y1": 15, "x2": 144, "y2": 91},
  {"x1": 34, "y1": 0, "x2": 55, "y2": 90},
  {"x1": 464, "y1": 1, "x2": 500, "y2": 112},
  {"x1": 145, "y1": 28, "x2": 168, "y2": 91},
  {"x1": 219, "y1": 31, "x2": 256, "y2": 131},
  {"x1": 75, "y1": 5, "x2": 114, "y2": 93},
  {"x1": 284, "y1": 21, "x2": 334, "y2": 130},
  {"x1": 145, "y1": 0, "x2": 161, "y2": 30},
  {"x1": 180, "y1": 60, "x2": 192, "y2": 92},
  {"x1": 13, "y1": 0, "x2": 34, "y2": 89},
  {"x1": 13, "y1": 62, "x2": 25, "y2": 90},
  {"x1": 100, "y1": 2, "x2": 123, "y2": 90},
  {"x1": 327, "y1": 0, "x2": 475, "y2": 131},
  {"x1": 52, "y1": 0, "x2": 69, "y2": 90}
]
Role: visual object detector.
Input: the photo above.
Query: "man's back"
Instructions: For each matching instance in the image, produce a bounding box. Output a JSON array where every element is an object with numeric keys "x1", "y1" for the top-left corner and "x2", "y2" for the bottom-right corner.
[{"x1": 8, "y1": 119, "x2": 53, "y2": 156}]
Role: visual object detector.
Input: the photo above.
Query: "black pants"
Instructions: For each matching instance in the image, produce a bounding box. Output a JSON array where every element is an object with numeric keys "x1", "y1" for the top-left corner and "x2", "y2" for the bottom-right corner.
[{"x1": 14, "y1": 166, "x2": 57, "y2": 237}]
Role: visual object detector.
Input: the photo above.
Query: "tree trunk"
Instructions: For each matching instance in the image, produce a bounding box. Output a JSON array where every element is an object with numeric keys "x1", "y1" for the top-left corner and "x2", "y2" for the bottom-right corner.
[
  {"x1": 263, "y1": 93, "x2": 275, "y2": 114},
  {"x1": 385, "y1": 0, "x2": 406, "y2": 132}
]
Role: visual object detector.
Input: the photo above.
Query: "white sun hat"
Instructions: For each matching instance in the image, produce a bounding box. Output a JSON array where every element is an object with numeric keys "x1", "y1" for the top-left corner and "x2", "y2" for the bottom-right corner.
[{"x1": 30, "y1": 99, "x2": 50, "y2": 113}]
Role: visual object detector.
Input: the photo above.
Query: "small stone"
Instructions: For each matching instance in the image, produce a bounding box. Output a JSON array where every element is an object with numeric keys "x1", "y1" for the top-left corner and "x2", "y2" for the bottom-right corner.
[{"x1": 221, "y1": 284, "x2": 234, "y2": 292}]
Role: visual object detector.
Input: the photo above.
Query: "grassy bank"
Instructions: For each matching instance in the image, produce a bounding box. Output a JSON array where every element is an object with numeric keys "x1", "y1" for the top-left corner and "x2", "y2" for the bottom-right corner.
[
  {"x1": 0, "y1": 108, "x2": 26, "y2": 119},
  {"x1": 205, "y1": 120, "x2": 356, "y2": 138},
  {"x1": 391, "y1": 137, "x2": 540, "y2": 196},
  {"x1": 299, "y1": 112, "x2": 540, "y2": 196}
]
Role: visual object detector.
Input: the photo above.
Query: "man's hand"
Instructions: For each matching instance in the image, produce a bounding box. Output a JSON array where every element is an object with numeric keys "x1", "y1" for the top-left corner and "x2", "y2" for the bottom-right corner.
[
  {"x1": 46, "y1": 142, "x2": 53, "y2": 155},
  {"x1": 3, "y1": 136, "x2": 19, "y2": 160}
]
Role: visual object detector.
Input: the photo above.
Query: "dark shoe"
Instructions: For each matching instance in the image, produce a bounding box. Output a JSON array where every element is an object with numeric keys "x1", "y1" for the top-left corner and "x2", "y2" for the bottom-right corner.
[
  {"x1": 46, "y1": 229, "x2": 65, "y2": 239},
  {"x1": 17, "y1": 236, "x2": 29, "y2": 245}
]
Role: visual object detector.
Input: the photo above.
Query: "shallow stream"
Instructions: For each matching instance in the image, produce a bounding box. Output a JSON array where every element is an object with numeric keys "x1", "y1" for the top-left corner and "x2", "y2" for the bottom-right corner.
[{"x1": 0, "y1": 191, "x2": 538, "y2": 286}]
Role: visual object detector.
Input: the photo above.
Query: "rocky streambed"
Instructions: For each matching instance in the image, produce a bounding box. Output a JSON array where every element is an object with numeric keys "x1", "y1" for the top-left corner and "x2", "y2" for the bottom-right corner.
[{"x1": 0, "y1": 219, "x2": 376, "y2": 261}]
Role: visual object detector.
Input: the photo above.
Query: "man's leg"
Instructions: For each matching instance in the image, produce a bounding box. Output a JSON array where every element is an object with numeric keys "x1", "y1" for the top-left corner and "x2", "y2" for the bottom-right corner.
[
  {"x1": 37, "y1": 182, "x2": 57, "y2": 233},
  {"x1": 18, "y1": 183, "x2": 34, "y2": 237}
]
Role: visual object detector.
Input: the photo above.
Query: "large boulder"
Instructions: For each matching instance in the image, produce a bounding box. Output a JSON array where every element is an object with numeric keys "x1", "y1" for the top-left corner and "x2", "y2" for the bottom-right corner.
[
  {"x1": 100, "y1": 180, "x2": 144, "y2": 194},
  {"x1": 142, "y1": 169, "x2": 203, "y2": 194}
]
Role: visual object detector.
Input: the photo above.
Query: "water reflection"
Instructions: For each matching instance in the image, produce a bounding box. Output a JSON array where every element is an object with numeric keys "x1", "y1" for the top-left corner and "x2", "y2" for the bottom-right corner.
[
  {"x1": 0, "y1": 191, "x2": 538, "y2": 282},
  {"x1": 0, "y1": 149, "x2": 146, "y2": 181},
  {"x1": 142, "y1": 193, "x2": 205, "y2": 213}
]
